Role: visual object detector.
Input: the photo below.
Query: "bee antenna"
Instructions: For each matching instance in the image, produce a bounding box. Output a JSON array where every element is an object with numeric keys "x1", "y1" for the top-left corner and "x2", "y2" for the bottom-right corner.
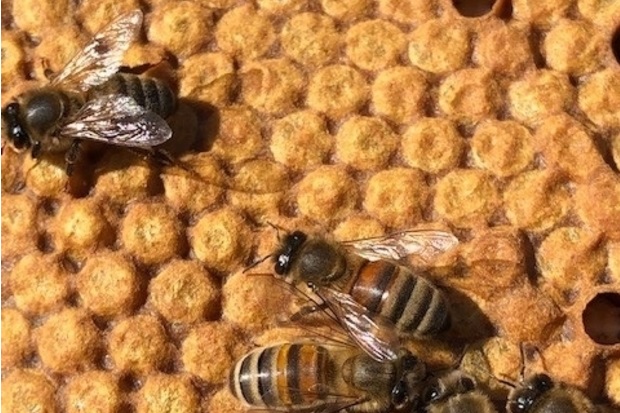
[
  {"x1": 455, "y1": 344, "x2": 519, "y2": 390},
  {"x1": 454, "y1": 343, "x2": 470, "y2": 369},
  {"x1": 494, "y1": 375, "x2": 517, "y2": 389},
  {"x1": 265, "y1": 221, "x2": 285, "y2": 241},
  {"x1": 518, "y1": 342, "x2": 527, "y2": 382},
  {"x1": 519, "y1": 342, "x2": 547, "y2": 381},
  {"x1": 243, "y1": 253, "x2": 273, "y2": 274}
]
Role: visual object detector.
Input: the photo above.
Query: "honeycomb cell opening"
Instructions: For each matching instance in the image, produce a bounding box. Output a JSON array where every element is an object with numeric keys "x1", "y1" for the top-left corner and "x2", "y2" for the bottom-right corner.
[
  {"x1": 582, "y1": 293, "x2": 620, "y2": 345},
  {"x1": 613, "y1": 26, "x2": 620, "y2": 65},
  {"x1": 451, "y1": 0, "x2": 511, "y2": 18}
]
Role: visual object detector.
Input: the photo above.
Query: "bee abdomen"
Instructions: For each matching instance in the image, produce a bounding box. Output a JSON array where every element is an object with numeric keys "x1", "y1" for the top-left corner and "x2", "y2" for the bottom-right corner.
[
  {"x1": 91, "y1": 73, "x2": 177, "y2": 119},
  {"x1": 392, "y1": 273, "x2": 450, "y2": 337},
  {"x1": 356, "y1": 263, "x2": 450, "y2": 338},
  {"x1": 229, "y1": 343, "x2": 329, "y2": 409}
]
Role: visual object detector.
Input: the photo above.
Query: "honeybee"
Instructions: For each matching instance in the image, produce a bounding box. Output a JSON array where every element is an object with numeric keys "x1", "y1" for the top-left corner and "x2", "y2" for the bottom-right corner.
[
  {"x1": 504, "y1": 344, "x2": 600, "y2": 413},
  {"x1": 1, "y1": 10, "x2": 175, "y2": 175},
  {"x1": 506, "y1": 373, "x2": 598, "y2": 413},
  {"x1": 229, "y1": 341, "x2": 426, "y2": 412},
  {"x1": 418, "y1": 370, "x2": 498, "y2": 413},
  {"x1": 269, "y1": 229, "x2": 458, "y2": 362}
]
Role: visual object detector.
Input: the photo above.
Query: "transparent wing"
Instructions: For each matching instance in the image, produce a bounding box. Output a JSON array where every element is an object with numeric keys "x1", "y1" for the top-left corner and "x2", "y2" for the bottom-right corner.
[
  {"x1": 60, "y1": 94, "x2": 172, "y2": 147},
  {"x1": 344, "y1": 230, "x2": 459, "y2": 263},
  {"x1": 315, "y1": 287, "x2": 400, "y2": 363},
  {"x1": 51, "y1": 10, "x2": 143, "y2": 91}
]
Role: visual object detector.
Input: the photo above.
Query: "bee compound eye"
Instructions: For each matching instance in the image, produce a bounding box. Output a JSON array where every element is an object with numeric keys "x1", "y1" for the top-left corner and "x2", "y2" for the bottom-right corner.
[
  {"x1": 508, "y1": 399, "x2": 527, "y2": 413},
  {"x1": 510, "y1": 392, "x2": 534, "y2": 413},
  {"x1": 532, "y1": 374, "x2": 552, "y2": 391},
  {"x1": 459, "y1": 376, "x2": 475, "y2": 392},
  {"x1": 422, "y1": 382, "x2": 442, "y2": 404},
  {"x1": 9, "y1": 125, "x2": 30, "y2": 150},
  {"x1": 6, "y1": 102, "x2": 19, "y2": 115},
  {"x1": 391, "y1": 381, "x2": 408, "y2": 409},
  {"x1": 275, "y1": 254, "x2": 289, "y2": 275}
]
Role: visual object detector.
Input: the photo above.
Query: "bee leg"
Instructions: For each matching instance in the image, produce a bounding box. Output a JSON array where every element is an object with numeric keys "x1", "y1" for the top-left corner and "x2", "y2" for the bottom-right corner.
[
  {"x1": 151, "y1": 148, "x2": 177, "y2": 167},
  {"x1": 40, "y1": 58, "x2": 54, "y2": 80},
  {"x1": 31, "y1": 141, "x2": 42, "y2": 159},
  {"x1": 290, "y1": 302, "x2": 329, "y2": 322},
  {"x1": 147, "y1": 148, "x2": 230, "y2": 188},
  {"x1": 64, "y1": 139, "x2": 81, "y2": 176}
]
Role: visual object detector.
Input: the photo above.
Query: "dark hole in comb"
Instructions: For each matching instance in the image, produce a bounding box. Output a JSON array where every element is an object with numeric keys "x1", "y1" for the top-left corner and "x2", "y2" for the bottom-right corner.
[
  {"x1": 451, "y1": 0, "x2": 512, "y2": 18},
  {"x1": 119, "y1": 373, "x2": 143, "y2": 392},
  {"x1": 37, "y1": 232, "x2": 55, "y2": 253},
  {"x1": 582, "y1": 293, "x2": 620, "y2": 345},
  {"x1": 612, "y1": 25, "x2": 620, "y2": 65}
]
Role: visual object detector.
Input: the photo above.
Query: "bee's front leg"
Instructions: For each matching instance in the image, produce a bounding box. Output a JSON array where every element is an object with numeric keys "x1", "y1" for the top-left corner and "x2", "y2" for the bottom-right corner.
[{"x1": 64, "y1": 139, "x2": 81, "y2": 176}]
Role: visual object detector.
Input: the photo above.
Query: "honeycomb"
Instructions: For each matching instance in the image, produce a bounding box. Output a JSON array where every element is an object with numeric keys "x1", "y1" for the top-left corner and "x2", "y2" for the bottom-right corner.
[{"x1": 2, "y1": 0, "x2": 620, "y2": 411}]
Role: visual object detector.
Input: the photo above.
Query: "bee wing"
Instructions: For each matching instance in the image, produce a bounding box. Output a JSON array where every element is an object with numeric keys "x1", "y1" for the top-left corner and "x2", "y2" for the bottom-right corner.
[
  {"x1": 344, "y1": 230, "x2": 459, "y2": 263},
  {"x1": 60, "y1": 94, "x2": 172, "y2": 147},
  {"x1": 316, "y1": 287, "x2": 400, "y2": 363},
  {"x1": 249, "y1": 379, "x2": 365, "y2": 413},
  {"x1": 51, "y1": 10, "x2": 143, "y2": 91},
  {"x1": 310, "y1": 398, "x2": 370, "y2": 413}
]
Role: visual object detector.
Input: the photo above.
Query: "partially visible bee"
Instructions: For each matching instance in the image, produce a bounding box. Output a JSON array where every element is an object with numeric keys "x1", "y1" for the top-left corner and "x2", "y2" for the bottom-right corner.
[
  {"x1": 1, "y1": 10, "x2": 175, "y2": 175},
  {"x1": 506, "y1": 373, "x2": 599, "y2": 413},
  {"x1": 229, "y1": 341, "x2": 426, "y2": 412},
  {"x1": 502, "y1": 344, "x2": 600, "y2": 413},
  {"x1": 268, "y1": 229, "x2": 458, "y2": 362},
  {"x1": 418, "y1": 370, "x2": 498, "y2": 413}
]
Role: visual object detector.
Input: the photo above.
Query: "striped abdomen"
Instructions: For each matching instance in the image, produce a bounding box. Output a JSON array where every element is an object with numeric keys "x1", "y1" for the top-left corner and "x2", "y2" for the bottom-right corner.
[
  {"x1": 229, "y1": 343, "x2": 334, "y2": 411},
  {"x1": 347, "y1": 261, "x2": 450, "y2": 338},
  {"x1": 89, "y1": 73, "x2": 176, "y2": 118}
]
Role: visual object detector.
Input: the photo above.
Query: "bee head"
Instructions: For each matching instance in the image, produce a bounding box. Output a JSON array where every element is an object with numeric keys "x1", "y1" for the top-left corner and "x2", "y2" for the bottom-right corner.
[
  {"x1": 2, "y1": 102, "x2": 31, "y2": 152},
  {"x1": 421, "y1": 372, "x2": 476, "y2": 406},
  {"x1": 273, "y1": 231, "x2": 308, "y2": 275},
  {"x1": 392, "y1": 351, "x2": 427, "y2": 411},
  {"x1": 398, "y1": 350, "x2": 427, "y2": 387},
  {"x1": 507, "y1": 374, "x2": 554, "y2": 413},
  {"x1": 391, "y1": 379, "x2": 411, "y2": 410}
]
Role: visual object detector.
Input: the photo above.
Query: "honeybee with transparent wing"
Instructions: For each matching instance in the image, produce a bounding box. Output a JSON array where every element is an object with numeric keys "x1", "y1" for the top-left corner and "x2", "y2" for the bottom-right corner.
[
  {"x1": 261, "y1": 228, "x2": 459, "y2": 363},
  {"x1": 1, "y1": 10, "x2": 175, "y2": 175},
  {"x1": 229, "y1": 338, "x2": 427, "y2": 413}
]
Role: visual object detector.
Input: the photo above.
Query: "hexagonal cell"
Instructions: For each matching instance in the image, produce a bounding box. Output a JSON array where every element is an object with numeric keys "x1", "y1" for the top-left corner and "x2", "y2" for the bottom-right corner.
[
  {"x1": 583, "y1": 293, "x2": 620, "y2": 345},
  {"x1": 2, "y1": 3, "x2": 620, "y2": 412}
]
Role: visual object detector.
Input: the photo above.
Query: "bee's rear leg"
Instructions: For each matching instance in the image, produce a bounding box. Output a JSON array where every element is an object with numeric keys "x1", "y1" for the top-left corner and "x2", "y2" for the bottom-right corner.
[
  {"x1": 64, "y1": 139, "x2": 81, "y2": 176},
  {"x1": 289, "y1": 302, "x2": 329, "y2": 322},
  {"x1": 146, "y1": 148, "x2": 215, "y2": 183},
  {"x1": 151, "y1": 148, "x2": 178, "y2": 168},
  {"x1": 127, "y1": 147, "x2": 182, "y2": 169}
]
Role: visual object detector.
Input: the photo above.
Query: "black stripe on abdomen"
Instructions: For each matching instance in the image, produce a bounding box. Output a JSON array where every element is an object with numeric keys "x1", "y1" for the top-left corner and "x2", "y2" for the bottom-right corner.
[
  {"x1": 258, "y1": 346, "x2": 277, "y2": 406},
  {"x1": 416, "y1": 291, "x2": 450, "y2": 335},
  {"x1": 399, "y1": 278, "x2": 434, "y2": 333},
  {"x1": 383, "y1": 273, "x2": 416, "y2": 325},
  {"x1": 287, "y1": 344, "x2": 303, "y2": 405},
  {"x1": 129, "y1": 75, "x2": 147, "y2": 110}
]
